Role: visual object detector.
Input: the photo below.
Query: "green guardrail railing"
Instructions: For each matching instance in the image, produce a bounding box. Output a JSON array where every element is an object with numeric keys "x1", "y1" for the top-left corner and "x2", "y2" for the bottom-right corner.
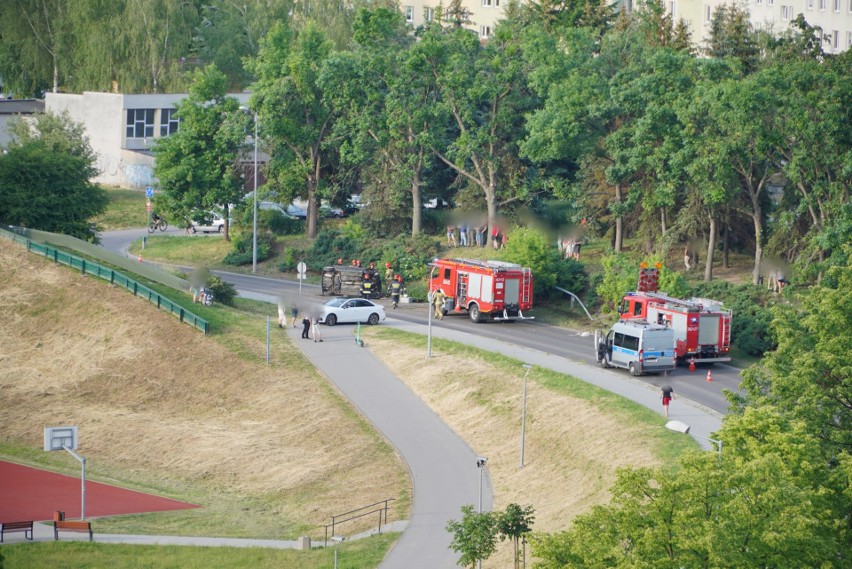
[{"x1": 1, "y1": 227, "x2": 209, "y2": 334}]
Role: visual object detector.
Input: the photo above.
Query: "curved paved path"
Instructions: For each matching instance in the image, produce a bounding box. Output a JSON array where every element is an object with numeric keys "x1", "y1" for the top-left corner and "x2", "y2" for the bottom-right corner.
[{"x1": 287, "y1": 324, "x2": 492, "y2": 569}]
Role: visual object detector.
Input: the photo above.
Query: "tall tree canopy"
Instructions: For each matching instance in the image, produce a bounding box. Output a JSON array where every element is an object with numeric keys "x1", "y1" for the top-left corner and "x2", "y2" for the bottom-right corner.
[{"x1": 153, "y1": 65, "x2": 249, "y2": 241}]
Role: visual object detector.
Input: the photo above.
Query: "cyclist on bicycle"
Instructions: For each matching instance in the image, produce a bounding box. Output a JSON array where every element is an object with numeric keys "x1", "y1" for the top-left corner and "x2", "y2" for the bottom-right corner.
[{"x1": 151, "y1": 212, "x2": 161, "y2": 223}]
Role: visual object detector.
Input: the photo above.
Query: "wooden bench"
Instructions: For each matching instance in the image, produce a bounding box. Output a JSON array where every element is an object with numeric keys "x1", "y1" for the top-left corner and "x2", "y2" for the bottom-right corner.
[
  {"x1": 1, "y1": 521, "x2": 33, "y2": 542},
  {"x1": 54, "y1": 520, "x2": 93, "y2": 541}
]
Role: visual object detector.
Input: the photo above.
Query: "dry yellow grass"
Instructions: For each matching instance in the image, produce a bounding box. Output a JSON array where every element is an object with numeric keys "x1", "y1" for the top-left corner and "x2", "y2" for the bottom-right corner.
[
  {"x1": 0, "y1": 240, "x2": 409, "y2": 538},
  {"x1": 364, "y1": 335, "x2": 662, "y2": 567},
  {"x1": 1, "y1": 238, "x2": 668, "y2": 566}
]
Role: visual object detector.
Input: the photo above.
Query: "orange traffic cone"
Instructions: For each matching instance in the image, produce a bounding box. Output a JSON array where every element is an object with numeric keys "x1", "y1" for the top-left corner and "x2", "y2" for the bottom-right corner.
[
  {"x1": 706, "y1": 370, "x2": 713, "y2": 382},
  {"x1": 688, "y1": 357, "x2": 696, "y2": 373}
]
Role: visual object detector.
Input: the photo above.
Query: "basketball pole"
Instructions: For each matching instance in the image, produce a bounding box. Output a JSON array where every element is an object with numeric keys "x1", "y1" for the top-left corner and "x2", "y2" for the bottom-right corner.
[{"x1": 63, "y1": 446, "x2": 87, "y2": 520}]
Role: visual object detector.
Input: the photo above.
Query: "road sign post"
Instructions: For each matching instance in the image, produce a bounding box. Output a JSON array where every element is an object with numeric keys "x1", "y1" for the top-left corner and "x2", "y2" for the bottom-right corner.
[{"x1": 297, "y1": 261, "x2": 307, "y2": 295}]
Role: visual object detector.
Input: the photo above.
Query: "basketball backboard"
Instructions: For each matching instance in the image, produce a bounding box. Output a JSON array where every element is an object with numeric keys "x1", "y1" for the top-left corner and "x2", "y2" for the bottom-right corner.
[{"x1": 44, "y1": 426, "x2": 78, "y2": 451}]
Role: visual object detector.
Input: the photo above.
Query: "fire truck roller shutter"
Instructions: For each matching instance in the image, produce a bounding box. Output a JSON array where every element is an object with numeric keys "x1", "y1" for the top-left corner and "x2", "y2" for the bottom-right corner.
[
  {"x1": 468, "y1": 273, "x2": 483, "y2": 298},
  {"x1": 504, "y1": 278, "x2": 521, "y2": 305},
  {"x1": 481, "y1": 275, "x2": 494, "y2": 302},
  {"x1": 698, "y1": 314, "x2": 721, "y2": 345}
]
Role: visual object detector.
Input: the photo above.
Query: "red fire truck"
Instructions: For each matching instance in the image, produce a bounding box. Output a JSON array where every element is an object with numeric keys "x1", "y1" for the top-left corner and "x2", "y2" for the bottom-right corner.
[
  {"x1": 429, "y1": 258, "x2": 534, "y2": 322},
  {"x1": 619, "y1": 266, "x2": 732, "y2": 363}
]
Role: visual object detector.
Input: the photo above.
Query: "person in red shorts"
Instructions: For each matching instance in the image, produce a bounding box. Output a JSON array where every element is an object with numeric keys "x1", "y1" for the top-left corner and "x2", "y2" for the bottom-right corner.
[{"x1": 661, "y1": 385, "x2": 674, "y2": 417}]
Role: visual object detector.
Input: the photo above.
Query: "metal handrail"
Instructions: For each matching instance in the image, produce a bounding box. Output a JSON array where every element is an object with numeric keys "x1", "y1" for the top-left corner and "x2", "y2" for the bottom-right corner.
[{"x1": 323, "y1": 498, "x2": 395, "y2": 546}]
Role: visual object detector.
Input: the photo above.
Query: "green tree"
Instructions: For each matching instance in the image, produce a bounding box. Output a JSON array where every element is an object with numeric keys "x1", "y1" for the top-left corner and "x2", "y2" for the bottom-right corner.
[
  {"x1": 496, "y1": 503, "x2": 535, "y2": 569},
  {"x1": 0, "y1": 0, "x2": 73, "y2": 95},
  {"x1": 8, "y1": 110, "x2": 97, "y2": 168},
  {"x1": 422, "y1": 21, "x2": 535, "y2": 240},
  {"x1": 0, "y1": 142, "x2": 107, "y2": 240},
  {"x1": 153, "y1": 65, "x2": 248, "y2": 241},
  {"x1": 446, "y1": 505, "x2": 498, "y2": 568},
  {"x1": 247, "y1": 22, "x2": 338, "y2": 239}
]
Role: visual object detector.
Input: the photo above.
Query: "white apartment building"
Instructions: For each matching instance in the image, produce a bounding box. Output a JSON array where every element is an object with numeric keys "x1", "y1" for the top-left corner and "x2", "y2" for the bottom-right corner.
[
  {"x1": 45, "y1": 91, "x2": 249, "y2": 189},
  {"x1": 400, "y1": 0, "x2": 852, "y2": 51},
  {"x1": 672, "y1": 0, "x2": 852, "y2": 52}
]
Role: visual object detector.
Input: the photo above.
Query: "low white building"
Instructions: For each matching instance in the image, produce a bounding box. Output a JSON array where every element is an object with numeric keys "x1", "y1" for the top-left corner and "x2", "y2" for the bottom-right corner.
[
  {"x1": 45, "y1": 91, "x2": 250, "y2": 189},
  {"x1": 0, "y1": 99, "x2": 44, "y2": 148}
]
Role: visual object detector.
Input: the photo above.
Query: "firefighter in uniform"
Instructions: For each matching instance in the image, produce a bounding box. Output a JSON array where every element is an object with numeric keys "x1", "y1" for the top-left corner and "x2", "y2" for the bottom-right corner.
[
  {"x1": 390, "y1": 275, "x2": 402, "y2": 309},
  {"x1": 433, "y1": 289, "x2": 447, "y2": 320}
]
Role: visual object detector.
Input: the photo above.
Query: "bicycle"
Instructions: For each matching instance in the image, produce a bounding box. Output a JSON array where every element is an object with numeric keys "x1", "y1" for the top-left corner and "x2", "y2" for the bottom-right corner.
[{"x1": 147, "y1": 218, "x2": 168, "y2": 233}]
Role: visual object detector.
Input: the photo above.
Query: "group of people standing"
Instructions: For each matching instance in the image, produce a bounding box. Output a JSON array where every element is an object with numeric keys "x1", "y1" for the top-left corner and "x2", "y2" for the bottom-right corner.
[
  {"x1": 447, "y1": 222, "x2": 504, "y2": 249},
  {"x1": 278, "y1": 300, "x2": 323, "y2": 342}
]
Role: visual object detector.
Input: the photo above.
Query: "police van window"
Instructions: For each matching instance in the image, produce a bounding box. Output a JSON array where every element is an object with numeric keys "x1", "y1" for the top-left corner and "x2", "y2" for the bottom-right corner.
[
  {"x1": 623, "y1": 334, "x2": 640, "y2": 351},
  {"x1": 614, "y1": 332, "x2": 624, "y2": 347}
]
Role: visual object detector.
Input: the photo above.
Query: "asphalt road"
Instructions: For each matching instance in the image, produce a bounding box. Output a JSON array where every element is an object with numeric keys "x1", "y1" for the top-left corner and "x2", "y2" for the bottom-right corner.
[{"x1": 99, "y1": 228, "x2": 744, "y2": 416}]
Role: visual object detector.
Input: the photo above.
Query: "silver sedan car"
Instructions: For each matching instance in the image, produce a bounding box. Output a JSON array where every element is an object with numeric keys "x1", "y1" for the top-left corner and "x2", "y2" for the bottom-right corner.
[{"x1": 318, "y1": 297, "x2": 386, "y2": 326}]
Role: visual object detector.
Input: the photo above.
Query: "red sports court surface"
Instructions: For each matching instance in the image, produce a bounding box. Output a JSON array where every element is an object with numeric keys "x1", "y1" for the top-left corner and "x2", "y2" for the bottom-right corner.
[{"x1": 0, "y1": 461, "x2": 199, "y2": 523}]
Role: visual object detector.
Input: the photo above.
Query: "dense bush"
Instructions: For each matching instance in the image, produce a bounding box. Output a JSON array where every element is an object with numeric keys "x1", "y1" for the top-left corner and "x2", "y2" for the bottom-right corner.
[
  {"x1": 260, "y1": 209, "x2": 303, "y2": 235},
  {"x1": 205, "y1": 275, "x2": 237, "y2": 306},
  {"x1": 223, "y1": 231, "x2": 274, "y2": 266},
  {"x1": 503, "y1": 226, "x2": 587, "y2": 301},
  {"x1": 596, "y1": 253, "x2": 643, "y2": 314}
]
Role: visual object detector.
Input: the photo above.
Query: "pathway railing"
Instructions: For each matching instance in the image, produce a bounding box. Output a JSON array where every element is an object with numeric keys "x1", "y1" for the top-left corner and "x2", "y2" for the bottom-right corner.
[{"x1": 323, "y1": 498, "x2": 396, "y2": 546}]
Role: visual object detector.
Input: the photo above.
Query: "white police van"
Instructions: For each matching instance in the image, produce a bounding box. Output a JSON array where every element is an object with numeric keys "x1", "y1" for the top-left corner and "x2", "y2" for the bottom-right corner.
[{"x1": 595, "y1": 320, "x2": 676, "y2": 376}]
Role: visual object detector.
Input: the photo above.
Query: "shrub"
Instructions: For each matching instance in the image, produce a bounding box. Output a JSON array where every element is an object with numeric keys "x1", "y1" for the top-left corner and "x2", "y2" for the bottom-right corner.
[
  {"x1": 261, "y1": 209, "x2": 303, "y2": 235},
  {"x1": 693, "y1": 281, "x2": 777, "y2": 356},
  {"x1": 205, "y1": 276, "x2": 237, "y2": 306},
  {"x1": 596, "y1": 253, "x2": 642, "y2": 314},
  {"x1": 223, "y1": 231, "x2": 274, "y2": 266}
]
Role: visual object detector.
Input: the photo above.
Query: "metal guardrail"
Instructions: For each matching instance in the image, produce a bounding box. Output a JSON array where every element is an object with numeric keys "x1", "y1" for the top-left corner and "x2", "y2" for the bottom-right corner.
[
  {"x1": 323, "y1": 498, "x2": 395, "y2": 546},
  {"x1": 1, "y1": 226, "x2": 209, "y2": 334}
]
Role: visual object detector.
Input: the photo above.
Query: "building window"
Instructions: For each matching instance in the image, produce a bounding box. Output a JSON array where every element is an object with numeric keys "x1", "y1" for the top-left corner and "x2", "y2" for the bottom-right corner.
[
  {"x1": 768, "y1": 0, "x2": 774, "y2": 6},
  {"x1": 848, "y1": 0, "x2": 852, "y2": 12},
  {"x1": 704, "y1": 4, "x2": 711, "y2": 21},
  {"x1": 159, "y1": 108, "x2": 180, "y2": 137},
  {"x1": 669, "y1": 1, "x2": 675, "y2": 16},
  {"x1": 482, "y1": 0, "x2": 492, "y2": 6},
  {"x1": 480, "y1": 25, "x2": 491, "y2": 38},
  {"x1": 847, "y1": 30, "x2": 852, "y2": 46},
  {"x1": 495, "y1": 0, "x2": 500, "y2": 5},
  {"x1": 425, "y1": 7, "x2": 434, "y2": 21},
  {"x1": 819, "y1": 0, "x2": 825, "y2": 10},
  {"x1": 807, "y1": 0, "x2": 813, "y2": 9},
  {"x1": 126, "y1": 109, "x2": 154, "y2": 139},
  {"x1": 832, "y1": 30, "x2": 839, "y2": 48},
  {"x1": 405, "y1": 5, "x2": 414, "y2": 21},
  {"x1": 781, "y1": 4, "x2": 789, "y2": 18},
  {"x1": 833, "y1": 0, "x2": 840, "y2": 10},
  {"x1": 756, "y1": 0, "x2": 763, "y2": 4}
]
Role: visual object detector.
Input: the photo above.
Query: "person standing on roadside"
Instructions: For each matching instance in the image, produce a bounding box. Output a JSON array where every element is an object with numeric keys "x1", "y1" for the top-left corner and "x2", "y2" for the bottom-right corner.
[
  {"x1": 290, "y1": 302, "x2": 299, "y2": 328},
  {"x1": 311, "y1": 312, "x2": 323, "y2": 342},
  {"x1": 278, "y1": 298, "x2": 287, "y2": 328},
  {"x1": 661, "y1": 385, "x2": 674, "y2": 417},
  {"x1": 390, "y1": 275, "x2": 402, "y2": 309},
  {"x1": 301, "y1": 312, "x2": 312, "y2": 339}
]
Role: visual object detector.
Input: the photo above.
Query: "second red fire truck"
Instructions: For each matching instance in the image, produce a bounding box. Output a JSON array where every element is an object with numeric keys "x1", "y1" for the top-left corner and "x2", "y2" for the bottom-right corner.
[
  {"x1": 429, "y1": 258, "x2": 534, "y2": 322},
  {"x1": 619, "y1": 266, "x2": 732, "y2": 364}
]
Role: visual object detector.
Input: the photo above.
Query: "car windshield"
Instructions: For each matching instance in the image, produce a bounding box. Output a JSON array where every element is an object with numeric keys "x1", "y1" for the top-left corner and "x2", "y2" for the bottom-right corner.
[{"x1": 324, "y1": 298, "x2": 348, "y2": 308}]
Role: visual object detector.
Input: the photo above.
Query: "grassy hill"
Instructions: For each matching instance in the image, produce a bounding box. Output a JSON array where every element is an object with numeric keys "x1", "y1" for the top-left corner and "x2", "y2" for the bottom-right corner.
[{"x1": 1, "y1": 237, "x2": 694, "y2": 567}]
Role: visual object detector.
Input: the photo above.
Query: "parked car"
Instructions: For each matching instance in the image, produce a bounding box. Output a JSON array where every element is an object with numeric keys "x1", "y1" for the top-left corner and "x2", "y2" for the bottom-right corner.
[
  {"x1": 189, "y1": 212, "x2": 227, "y2": 234},
  {"x1": 285, "y1": 204, "x2": 307, "y2": 219},
  {"x1": 318, "y1": 297, "x2": 386, "y2": 326}
]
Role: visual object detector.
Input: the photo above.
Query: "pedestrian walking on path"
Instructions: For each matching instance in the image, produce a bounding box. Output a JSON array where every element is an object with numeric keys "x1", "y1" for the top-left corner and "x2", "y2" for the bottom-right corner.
[
  {"x1": 277, "y1": 298, "x2": 286, "y2": 328},
  {"x1": 661, "y1": 385, "x2": 674, "y2": 417}
]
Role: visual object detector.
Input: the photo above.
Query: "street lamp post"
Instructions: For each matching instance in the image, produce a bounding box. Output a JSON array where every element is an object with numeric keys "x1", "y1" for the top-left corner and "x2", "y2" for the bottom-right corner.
[
  {"x1": 427, "y1": 263, "x2": 437, "y2": 358},
  {"x1": 476, "y1": 456, "x2": 488, "y2": 569},
  {"x1": 665, "y1": 420, "x2": 722, "y2": 463},
  {"x1": 251, "y1": 110, "x2": 258, "y2": 274},
  {"x1": 519, "y1": 364, "x2": 533, "y2": 468},
  {"x1": 239, "y1": 106, "x2": 259, "y2": 274}
]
